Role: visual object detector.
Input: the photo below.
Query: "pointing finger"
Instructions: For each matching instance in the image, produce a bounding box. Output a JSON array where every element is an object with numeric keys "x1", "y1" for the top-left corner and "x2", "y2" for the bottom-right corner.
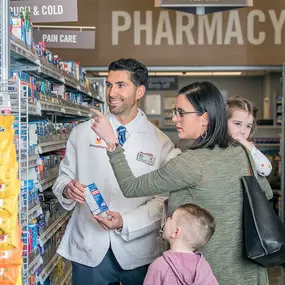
[{"x1": 93, "y1": 109, "x2": 103, "y2": 117}]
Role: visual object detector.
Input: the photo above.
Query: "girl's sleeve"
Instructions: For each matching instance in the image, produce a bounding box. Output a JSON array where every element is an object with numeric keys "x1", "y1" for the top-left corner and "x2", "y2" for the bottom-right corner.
[{"x1": 251, "y1": 145, "x2": 272, "y2": 177}]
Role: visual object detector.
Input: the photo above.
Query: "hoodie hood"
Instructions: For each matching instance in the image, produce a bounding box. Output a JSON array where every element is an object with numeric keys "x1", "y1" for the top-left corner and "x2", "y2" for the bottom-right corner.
[{"x1": 163, "y1": 251, "x2": 215, "y2": 285}]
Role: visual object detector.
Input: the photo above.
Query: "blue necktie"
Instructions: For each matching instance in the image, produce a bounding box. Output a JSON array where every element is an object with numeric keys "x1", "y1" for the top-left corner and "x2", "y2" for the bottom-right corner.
[{"x1": 117, "y1": 126, "x2": 127, "y2": 146}]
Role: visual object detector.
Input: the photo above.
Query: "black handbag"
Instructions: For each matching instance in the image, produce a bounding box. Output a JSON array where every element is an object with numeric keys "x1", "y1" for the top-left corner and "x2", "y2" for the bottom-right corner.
[{"x1": 241, "y1": 147, "x2": 285, "y2": 268}]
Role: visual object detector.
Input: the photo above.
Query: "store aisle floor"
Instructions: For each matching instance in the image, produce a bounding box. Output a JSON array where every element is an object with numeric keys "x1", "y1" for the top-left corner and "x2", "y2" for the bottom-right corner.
[{"x1": 268, "y1": 267, "x2": 285, "y2": 285}]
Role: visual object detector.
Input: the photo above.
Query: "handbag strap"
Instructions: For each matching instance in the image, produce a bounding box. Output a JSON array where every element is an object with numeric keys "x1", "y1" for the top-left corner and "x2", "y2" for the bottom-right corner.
[{"x1": 240, "y1": 144, "x2": 255, "y2": 177}]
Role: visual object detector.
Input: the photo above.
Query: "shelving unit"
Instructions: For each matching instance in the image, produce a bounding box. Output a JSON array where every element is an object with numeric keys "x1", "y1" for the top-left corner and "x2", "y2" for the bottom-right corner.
[
  {"x1": 0, "y1": 3, "x2": 104, "y2": 284},
  {"x1": 280, "y1": 64, "x2": 285, "y2": 222}
]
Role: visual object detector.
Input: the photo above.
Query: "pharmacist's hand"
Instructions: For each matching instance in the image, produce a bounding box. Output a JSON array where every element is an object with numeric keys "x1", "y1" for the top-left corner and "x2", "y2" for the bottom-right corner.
[
  {"x1": 63, "y1": 180, "x2": 86, "y2": 204},
  {"x1": 91, "y1": 110, "x2": 118, "y2": 144},
  {"x1": 93, "y1": 210, "x2": 123, "y2": 231}
]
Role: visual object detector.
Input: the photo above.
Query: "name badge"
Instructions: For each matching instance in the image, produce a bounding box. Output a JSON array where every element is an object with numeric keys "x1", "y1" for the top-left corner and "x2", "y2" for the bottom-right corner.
[{"x1": 137, "y1": 152, "x2": 156, "y2": 166}]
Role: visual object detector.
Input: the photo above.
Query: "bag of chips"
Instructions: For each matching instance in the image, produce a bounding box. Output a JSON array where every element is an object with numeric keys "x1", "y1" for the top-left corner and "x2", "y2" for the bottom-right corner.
[
  {"x1": 0, "y1": 116, "x2": 14, "y2": 132},
  {"x1": 0, "y1": 196, "x2": 18, "y2": 218},
  {"x1": 0, "y1": 266, "x2": 20, "y2": 284},
  {"x1": 0, "y1": 242, "x2": 23, "y2": 267},
  {"x1": 0, "y1": 215, "x2": 18, "y2": 236},
  {"x1": 0, "y1": 144, "x2": 17, "y2": 185},
  {"x1": 0, "y1": 179, "x2": 20, "y2": 199},
  {"x1": 0, "y1": 225, "x2": 21, "y2": 251}
]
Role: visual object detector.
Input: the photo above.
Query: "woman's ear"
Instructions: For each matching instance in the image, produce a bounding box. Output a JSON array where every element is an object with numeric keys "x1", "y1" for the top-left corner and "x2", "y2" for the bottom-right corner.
[{"x1": 202, "y1": 112, "x2": 209, "y2": 126}]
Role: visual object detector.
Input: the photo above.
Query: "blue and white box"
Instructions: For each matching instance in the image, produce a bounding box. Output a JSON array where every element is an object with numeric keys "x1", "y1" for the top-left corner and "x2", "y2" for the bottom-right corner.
[{"x1": 84, "y1": 183, "x2": 108, "y2": 216}]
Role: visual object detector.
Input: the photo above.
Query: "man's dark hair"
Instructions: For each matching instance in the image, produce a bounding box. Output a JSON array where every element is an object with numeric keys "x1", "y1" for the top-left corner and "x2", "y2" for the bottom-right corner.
[{"x1": 108, "y1": 58, "x2": 148, "y2": 87}]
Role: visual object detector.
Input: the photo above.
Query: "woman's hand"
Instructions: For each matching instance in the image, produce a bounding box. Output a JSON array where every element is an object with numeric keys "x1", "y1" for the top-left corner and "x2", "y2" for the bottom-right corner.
[{"x1": 91, "y1": 110, "x2": 118, "y2": 144}]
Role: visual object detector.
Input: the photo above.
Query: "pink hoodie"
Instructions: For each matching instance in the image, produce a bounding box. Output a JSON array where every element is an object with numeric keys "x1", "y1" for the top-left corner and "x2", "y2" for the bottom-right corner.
[{"x1": 144, "y1": 251, "x2": 219, "y2": 285}]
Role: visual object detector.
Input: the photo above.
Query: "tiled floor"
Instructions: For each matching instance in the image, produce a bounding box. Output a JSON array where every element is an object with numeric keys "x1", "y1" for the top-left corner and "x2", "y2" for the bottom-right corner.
[{"x1": 268, "y1": 267, "x2": 285, "y2": 285}]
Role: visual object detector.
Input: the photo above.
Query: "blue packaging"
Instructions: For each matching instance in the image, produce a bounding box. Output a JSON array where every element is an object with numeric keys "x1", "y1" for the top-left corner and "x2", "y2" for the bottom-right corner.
[{"x1": 84, "y1": 183, "x2": 108, "y2": 216}]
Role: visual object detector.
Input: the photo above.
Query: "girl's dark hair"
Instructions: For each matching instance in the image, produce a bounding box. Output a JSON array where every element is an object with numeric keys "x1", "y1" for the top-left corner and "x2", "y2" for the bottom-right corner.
[
  {"x1": 178, "y1": 81, "x2": 234, "y2": 150},
  {"x1": 226, "y1": 96, "x2": 259, "y2": 140}
]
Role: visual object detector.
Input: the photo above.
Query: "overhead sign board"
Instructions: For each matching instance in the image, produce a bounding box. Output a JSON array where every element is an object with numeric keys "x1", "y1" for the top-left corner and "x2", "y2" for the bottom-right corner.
[
  {"x1": 155, "y1": 0, "x2": 252, "y2": 6},
  {"x1": 148, "y1": 77, "x2": 178, "y2": 90},
  {"x1": 10, "y1": 0, "x2": 78, "y2": 23},
  {"x1": 154, "y1": 0, "x2": 253, "y2": 14},
  {"x1": 33, "y1": 29, "x2": 96, "y2": 49}
]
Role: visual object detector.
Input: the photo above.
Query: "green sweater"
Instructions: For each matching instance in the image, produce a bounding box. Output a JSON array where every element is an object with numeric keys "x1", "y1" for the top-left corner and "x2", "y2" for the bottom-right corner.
[{"x1": 108, "y1": 145, "x2": 272, "y2": 285}]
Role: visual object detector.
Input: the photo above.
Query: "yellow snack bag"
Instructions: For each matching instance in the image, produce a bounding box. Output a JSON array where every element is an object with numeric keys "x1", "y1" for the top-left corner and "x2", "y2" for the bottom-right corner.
[
  {"x1": 0, "y1": 179, "x2": 20, "y2": 199},
  {"x1": 0, "y1": 196, "x2": 18, "y2": 218},
  {"x1": 0, "y1": 242, "x2": 23, "y2": 266},
  {"x1": 0, "y1": 143, "x2": 16, "y2": 164},
  {"x1": 16, "y1": 269, "x2": 21, "y2": 285},
  {"x1": 0, "y1": 266, "x2": 20, "y2": 285},
  {"x1": 0, "y1": 162, "x2": 18, "y2": 187},
  {"x1": 0, "y1": 225, "x2": 21, "y2": 251},
  {"x1": 0, "y1": 132, "x2": 14, "y2": 153},
  {"x1": 0, "y1": 214, "x2": 18, "y2": 235},
  {"x1": 0, "y1": 148, "x2": 17, "y2": 186},
  {"x1": 0, "y1": 116, "x2": 14, "y2": 132}
]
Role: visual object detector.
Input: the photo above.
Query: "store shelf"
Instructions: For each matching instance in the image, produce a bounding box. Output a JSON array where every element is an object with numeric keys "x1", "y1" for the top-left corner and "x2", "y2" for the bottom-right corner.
[
  {"x1": 38, "y1": 140, "x2": 67, "y2": 154},
  {"x1": 28, "y1": 204, "x2": 43, "y2": 223},
  {"x1": 39, "y1": 174, "x2": 58, "y2": 191},
  {"x1": 38, "y1": 59, "x2": 64, "y2": 84},
  {"x1": 28, "y1": 155, "x2": 40, "y2": 168},
  {"x1": 59, "y1": 267, "x2": 72, "y2": 285},
  {"x1": 37, "y1": 254, "x2": 61, "y2": 285},
  {"x1": 161, "y1": 127, "x2": 177, "y2": 131},
  {"x1": 10, "y1": 34, "x2": 103, "y2": 103},
  {"x1": 9, "y1": 26, "x2": 103, "y2": 285},
  {"x1": 28, "y1": 251, "x2": 43, "y2": 277},
  {"x1": 39, "y1": 211, "x2": 71, "y2": 246},
  {"x1": 257, "y1": 125, "x2": 282, "y2": 129},
  {"x1": 274, "y1": 190, "x2": 282, "y2": 195},
  {"x1": 38, "y1": 99, "x2": 96, "y2": 118},
  {"x1": 29, "y1": 103, "x2": 42, "y2": 116},
  {"x1": 19, "y1": 155, "x2": 40, "y2": 169},
  {"x1": 10, "y1": 35, "x2": 40, "y2": 68}
]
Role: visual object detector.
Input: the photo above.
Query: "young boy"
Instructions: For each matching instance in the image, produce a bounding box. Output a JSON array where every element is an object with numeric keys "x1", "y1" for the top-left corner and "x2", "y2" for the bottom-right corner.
[{"x1": 144, "y1": 203, "x2": 219, "y2": 285}]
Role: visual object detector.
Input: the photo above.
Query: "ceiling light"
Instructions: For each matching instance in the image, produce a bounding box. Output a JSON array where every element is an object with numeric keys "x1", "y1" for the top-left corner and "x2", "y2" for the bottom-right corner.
[
  {"x1": 185, "y1": 72, "x2": 212, "y2": 76},
  {"x1": 154, "y1": 72, "x2": 183, "y2": 76},
  {"x1": 212, "y1": 72, "x2": 242, "y2": 76}
]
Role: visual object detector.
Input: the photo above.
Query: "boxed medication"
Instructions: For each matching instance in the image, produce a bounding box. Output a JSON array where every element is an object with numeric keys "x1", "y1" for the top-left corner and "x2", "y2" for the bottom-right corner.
[{"x1": 84, "y1": 183, "x2": 108, "y2": 217}]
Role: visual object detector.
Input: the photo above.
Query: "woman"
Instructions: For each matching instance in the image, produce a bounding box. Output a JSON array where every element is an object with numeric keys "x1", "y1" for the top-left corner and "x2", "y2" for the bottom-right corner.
[{"x1": 92, "y1": 81, "x2": 272, "y2": 285}]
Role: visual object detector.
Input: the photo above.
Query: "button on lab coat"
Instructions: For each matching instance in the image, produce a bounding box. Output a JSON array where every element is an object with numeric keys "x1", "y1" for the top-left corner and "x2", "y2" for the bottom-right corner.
[{"x1": 52, "y1": 111, "x2": 180, "y2": 269}]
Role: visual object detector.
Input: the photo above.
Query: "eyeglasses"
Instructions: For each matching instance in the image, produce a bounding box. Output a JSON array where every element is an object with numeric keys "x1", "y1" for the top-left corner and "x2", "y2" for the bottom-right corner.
[{"x1": 172, "y1": 108, "x2": 200, "y2": 118}]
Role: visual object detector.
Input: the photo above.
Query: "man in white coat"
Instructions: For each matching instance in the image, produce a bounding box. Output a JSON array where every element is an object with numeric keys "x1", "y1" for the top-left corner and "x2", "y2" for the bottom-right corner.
[{"x1": 52, "y1": 58, "x2": 180, "y2": 285}]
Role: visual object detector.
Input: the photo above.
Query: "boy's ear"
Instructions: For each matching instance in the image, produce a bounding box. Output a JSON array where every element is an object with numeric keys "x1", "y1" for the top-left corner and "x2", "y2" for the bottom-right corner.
[{"x1": 170, "y1": 227, "x2": 181, "y2": 239}]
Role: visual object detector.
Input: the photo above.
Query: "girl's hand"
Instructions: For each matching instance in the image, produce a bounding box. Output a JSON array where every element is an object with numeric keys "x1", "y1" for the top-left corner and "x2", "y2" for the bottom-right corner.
[{"x1": 232, "y1": 132, "x2": 253, "y2": 151}]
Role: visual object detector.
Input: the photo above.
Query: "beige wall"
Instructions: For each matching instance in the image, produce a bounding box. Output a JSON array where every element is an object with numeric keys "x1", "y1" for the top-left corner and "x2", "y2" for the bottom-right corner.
[{"x1": 144, "y1": 73, "x2": 282, "y2": 145}]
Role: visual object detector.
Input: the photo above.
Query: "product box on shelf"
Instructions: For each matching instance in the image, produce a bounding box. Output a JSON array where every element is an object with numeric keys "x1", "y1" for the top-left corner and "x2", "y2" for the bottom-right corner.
[{"x1": 10, "y1": 8, "x2": 33, "y2": 47}]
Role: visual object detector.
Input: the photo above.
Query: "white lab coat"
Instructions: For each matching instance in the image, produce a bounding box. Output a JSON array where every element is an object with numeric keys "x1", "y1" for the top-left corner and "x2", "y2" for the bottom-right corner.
[{"x1": 52, "y1": 111, "x2": 180, "y2": 269}]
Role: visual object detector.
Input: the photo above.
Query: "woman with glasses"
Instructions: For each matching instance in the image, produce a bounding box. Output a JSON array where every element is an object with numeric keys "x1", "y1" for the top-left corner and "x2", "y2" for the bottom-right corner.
[{"x1": 91, "y1": 81, "x2": 272, "y2": 285}]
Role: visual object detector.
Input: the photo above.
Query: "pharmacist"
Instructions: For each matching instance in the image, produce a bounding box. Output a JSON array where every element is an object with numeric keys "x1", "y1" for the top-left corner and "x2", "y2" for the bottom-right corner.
[{"x1": 52, "y1": 58, "x2": 180, "y2": 285}]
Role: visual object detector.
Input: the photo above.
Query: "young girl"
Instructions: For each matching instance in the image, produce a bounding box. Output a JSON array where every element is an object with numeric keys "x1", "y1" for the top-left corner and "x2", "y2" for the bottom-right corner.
[{"x1": 227, "y1": 97, "x2": 272, "y2": 177}]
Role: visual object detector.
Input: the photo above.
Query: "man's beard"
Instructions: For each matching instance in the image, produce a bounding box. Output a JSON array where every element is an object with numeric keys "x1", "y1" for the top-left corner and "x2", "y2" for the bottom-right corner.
[{"x1": 107, "y1": 99, "x2": 136, "y2": 115}]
